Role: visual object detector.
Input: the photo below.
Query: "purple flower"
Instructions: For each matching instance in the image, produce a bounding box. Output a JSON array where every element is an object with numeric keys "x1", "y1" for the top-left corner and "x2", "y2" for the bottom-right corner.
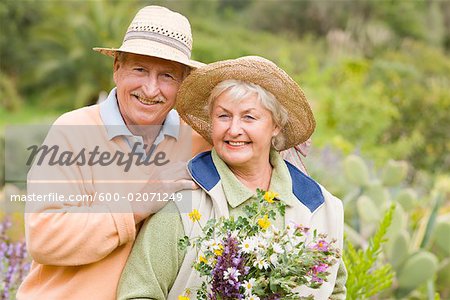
[
  {"x1": 309, "y1": 263, "x2": 329, "y2": 284},
  {"x1": 312, "y1": 263, "x2": 329, "y2": 274},
  {"x1": 210, "y1": 234, "x2": 245, "y2": 299},
  {"x1": 311, "y1": 275, "x2": 324, "y2": 283},
  {"x1": 312, "y1": 239, "x2": 329, "y2": 251},
  {"x1": 263, "y1": 293, "x2": 282, "y2": 300},
  {"x1": 1, "y1": 216, "x2": 31, "y2": 299}
]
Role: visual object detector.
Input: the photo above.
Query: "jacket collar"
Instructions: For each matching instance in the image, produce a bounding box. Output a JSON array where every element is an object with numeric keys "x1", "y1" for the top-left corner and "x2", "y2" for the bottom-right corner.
[{"x1": 188, "y1": 150, "x2": 324, "y2": 213}]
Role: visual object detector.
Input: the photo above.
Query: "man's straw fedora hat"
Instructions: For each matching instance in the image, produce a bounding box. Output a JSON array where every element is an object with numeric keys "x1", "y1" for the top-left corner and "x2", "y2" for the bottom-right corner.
[
  {"x1": 93, "y1": 6, "x2": 202, "y2": 68},
  {"x1": 176, "y1": 56, "x2": 315, "y2": 151}
]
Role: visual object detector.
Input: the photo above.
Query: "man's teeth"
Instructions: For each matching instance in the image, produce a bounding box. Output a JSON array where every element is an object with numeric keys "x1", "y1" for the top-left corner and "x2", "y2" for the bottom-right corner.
[
  {"x1": 135, "y1": 96, "x2": 161, "y2": 105},
  {"x1": 228, "y1": 141, "x2": 246, "y2": 146}
]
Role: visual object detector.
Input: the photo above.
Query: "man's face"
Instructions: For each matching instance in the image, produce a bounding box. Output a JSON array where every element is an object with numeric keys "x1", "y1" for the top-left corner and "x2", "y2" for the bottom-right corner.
[{"x1": 113, "y1": 53, "x2": 186, "y2": 126}]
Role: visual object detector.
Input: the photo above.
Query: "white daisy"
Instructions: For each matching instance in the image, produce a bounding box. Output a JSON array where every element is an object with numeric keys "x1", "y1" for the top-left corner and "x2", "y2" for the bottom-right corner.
[
  {"x1": 254, "y1": 256, "x2": 269, "y2": 270},
  {"x1": 269, "y1": 253, "x2": 279, "y2": 266},
  {"x1": 243, "y1": 278, "x2": 256, "y2": 296},
  {"x1": 272, "y1": 242, "x2": 284, "y2": 254},
  {"x1": 240, "y1": 237, "x2": 257, "y2": 254}
]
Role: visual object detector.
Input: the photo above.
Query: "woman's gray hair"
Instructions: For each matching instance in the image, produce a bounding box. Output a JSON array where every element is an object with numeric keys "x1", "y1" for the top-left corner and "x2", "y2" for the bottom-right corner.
[{"x1": 207, "y1": 79, "x2": 288, "y2": 150}]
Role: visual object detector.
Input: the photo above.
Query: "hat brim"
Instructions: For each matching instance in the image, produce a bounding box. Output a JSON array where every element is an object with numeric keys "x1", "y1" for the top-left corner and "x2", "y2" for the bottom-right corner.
[
  {"x1": 176, "y1": 56, "x2": 315, "y2": 151},
  {"x1": 93, "y1": 41, "x2": 204, "y2": 69}
]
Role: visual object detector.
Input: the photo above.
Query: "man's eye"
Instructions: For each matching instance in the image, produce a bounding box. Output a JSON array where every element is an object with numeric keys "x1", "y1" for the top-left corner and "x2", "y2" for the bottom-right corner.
[
  {"x1": 134, "y1": 68, "x2": 145, "y2": 72},
  {"x1": 161, "y1": 73, "x2": 179, "y2": 81}
]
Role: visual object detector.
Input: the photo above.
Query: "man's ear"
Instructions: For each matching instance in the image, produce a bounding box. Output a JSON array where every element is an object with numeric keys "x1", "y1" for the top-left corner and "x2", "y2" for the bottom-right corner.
[
  {"x1": 113, "y1": 58, "x2": 120, "y2": 84},
  {"x1": 113, "y1": 56, "x2": 121, "y2": 72}
]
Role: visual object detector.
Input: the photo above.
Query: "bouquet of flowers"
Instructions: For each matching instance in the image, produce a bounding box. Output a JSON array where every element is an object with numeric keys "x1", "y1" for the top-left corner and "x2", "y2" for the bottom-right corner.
[{"x1": 178, "y1": 189, "x2": 340, "y2": 300}]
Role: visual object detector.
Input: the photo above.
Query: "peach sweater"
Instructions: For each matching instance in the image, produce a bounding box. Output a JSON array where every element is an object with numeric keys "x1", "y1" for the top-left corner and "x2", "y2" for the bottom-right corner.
[{"x1": 17, "y1": 105, "x2": 210, "y2": 300}]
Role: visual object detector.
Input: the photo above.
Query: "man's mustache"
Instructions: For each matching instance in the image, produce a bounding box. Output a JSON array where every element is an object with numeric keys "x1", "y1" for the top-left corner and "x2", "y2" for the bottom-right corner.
[{"x1": 131, "y1": 93, "x2": 167, "y2": 103}]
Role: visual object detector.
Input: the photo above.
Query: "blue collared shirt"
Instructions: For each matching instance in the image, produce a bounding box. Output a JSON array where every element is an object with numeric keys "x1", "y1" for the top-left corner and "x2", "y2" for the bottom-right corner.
[{"x1": 99, "y1": 88, "x2": 180, "y2": 155}]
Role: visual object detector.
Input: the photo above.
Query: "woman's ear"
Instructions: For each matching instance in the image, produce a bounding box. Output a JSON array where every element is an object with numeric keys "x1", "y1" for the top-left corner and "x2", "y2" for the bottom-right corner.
[{"x1": 272, "y1": 125, "x2": 281, "y2": 137}]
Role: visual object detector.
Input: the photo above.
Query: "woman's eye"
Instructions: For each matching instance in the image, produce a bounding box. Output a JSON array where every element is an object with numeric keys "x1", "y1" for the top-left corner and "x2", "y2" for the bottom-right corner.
[
  {"x1": 243, "y1": 115, "x2": 255, "y2": 120},
  {"x1": 218, "y1": 114, "x2": 229, "y2": 119}
]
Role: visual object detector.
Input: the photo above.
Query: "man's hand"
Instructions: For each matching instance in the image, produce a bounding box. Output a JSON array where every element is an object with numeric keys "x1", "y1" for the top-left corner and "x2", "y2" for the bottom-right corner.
[{"x1": 130, "y1": 161, "x2": 198, "y2": 224}]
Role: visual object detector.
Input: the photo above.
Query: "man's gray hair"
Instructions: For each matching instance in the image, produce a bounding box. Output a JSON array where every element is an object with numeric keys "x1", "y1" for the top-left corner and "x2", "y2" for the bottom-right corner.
[{"x1": 114, "y1": 51, "x2": 190, "y2": 79}]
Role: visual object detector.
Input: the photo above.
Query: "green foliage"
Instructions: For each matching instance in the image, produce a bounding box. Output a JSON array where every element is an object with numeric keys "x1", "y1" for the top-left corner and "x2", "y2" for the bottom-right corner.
[
  {"x1": 0, "y1": 72, "x2": 22, "y2": 112},
  {"x1": 0, "y1": 134, "x2": 4, "y2": 186},
  {"x1": 307, "y1": 57, "x2": 399, "y2": 157},
  {"x1": 307, "y1": 149, "x2": 450, "y2": 298},
  {"x1": 388, "y1": 230, "x2": 410, "y2": 269},
  {"x1": 395, "y1": 189, "x2": 418, "y2": 212},
  {"x1": 25, "y1": 0, "x2": 140, "y2": 110},
  {"x1": 367, "y1": 41, "x2": 450, "y2": 172},
  {"x1": 432, "y1": 219, "x2": 450, "y2": 255},
  {"x1": 0, "y1": 0, "x2": 42, "y2": 112},
  {"x1": 397, "y1": 251, "x2": 438, "y2": 293},
  {"x1": 0, "y1": 0, "x2": 43, "y2": 75},
  {"x1": 381, "y1": 160, "x2": 408, "y2": 187},
  {"x1": 356, "y1": 195, "x2": 380, "y2": 223},
  {"x1": 343, "y1": 155, "x2": 370, "y2": 187},
  {"x1": 344, "y1": 204, "x2": 395, "y2": 300}
]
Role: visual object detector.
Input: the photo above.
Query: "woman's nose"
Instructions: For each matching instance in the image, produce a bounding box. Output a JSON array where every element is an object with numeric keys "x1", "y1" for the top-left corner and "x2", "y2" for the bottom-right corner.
[{"x1": 228, "y1": 118, "x2": 243, "y2": 136}]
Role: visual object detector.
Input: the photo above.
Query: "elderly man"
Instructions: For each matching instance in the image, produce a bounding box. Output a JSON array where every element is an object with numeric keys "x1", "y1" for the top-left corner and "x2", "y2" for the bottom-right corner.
[{"x1": 17, "y1": 6, "x2": 209, "y2": 300}]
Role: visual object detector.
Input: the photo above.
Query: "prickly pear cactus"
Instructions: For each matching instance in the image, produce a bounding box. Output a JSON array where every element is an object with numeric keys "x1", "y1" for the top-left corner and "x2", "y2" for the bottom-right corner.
[
  {"x1": 344, "y1": 155, "x2": 370, "y2": 187},
  {"x1": 381, "y1": 160, "x2": 408, "y2": 187},
  {"x1": 311, "y1": 150, "x2": 446, "y2": 298},
  {"x1": 388, "y1": 230, "x2": 410, "y2": 269},
  {"x1": 357, "y1": 195, "x2": 381, "y2": 223},
  {"x1": 394, "y1": 188, "x2": 418, "y2": 212},
  {"x1": 432, "y1": 217, "x2": 450, "y2": 256},
  {"x1": 397, "y1": 251, "x2": 438, "y2": 291},
  {"x1": 365, "y1": 180, "x2": 390, "y2": 209}
]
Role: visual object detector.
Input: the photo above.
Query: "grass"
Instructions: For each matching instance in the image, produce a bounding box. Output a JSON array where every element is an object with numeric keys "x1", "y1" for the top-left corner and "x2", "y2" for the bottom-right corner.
[{"x1": 0, "y1": 106, "x2": 62, "y2": 130}]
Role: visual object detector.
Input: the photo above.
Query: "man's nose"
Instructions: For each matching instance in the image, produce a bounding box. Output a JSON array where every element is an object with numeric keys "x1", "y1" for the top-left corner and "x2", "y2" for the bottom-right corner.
[{"x1": 141, "y1": 76, "x2": 160, "y2": 98}]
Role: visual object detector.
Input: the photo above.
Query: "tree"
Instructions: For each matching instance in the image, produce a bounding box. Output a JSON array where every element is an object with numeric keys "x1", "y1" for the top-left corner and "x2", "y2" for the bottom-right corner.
[{"x1": 27, "y1": 0, "x2": 139, "y2": 109}]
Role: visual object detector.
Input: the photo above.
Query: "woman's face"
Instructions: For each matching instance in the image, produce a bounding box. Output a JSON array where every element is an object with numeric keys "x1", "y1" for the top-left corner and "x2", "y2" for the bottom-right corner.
[{"x1": 211, "y1": 91, "x2": 280, "y2": 169}]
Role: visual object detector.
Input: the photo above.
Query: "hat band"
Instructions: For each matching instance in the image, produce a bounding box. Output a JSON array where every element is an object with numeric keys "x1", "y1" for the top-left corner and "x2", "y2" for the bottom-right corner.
[{"x1": 124, "y1": 31, "x2": 191, "y2": 57}]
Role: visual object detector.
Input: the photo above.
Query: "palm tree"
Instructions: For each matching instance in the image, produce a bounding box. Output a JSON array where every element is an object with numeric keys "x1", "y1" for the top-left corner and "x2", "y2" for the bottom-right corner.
[{"x1": 28, "y1": 0, "x2": 140, "y2": 110}]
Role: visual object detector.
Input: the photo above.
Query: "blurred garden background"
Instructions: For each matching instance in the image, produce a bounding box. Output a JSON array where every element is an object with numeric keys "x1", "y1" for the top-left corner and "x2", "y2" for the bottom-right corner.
[{"x1": 1, "y1": 0, "x2": 449, "y2": 299}]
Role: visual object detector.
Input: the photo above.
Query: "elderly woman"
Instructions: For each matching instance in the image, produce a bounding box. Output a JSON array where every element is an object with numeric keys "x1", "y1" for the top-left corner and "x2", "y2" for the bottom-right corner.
[{"x1": 117, "y1": 56, "x2": 347, "y2": 300}]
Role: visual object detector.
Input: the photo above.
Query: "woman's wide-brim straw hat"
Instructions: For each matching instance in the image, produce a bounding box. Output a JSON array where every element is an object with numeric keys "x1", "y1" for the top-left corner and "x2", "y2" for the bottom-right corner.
[
  {"x1": 176, "y1": 56, "x2": 316, "y2": 151},
  {"x1": 93, "y1": 6, "x2": 203, "y2": 68}
]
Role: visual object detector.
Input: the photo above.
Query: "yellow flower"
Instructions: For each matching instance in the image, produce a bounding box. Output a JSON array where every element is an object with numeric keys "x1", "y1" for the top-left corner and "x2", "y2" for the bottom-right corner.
[
  {"x1": 188, "y1": 209, "x2": 201, "y2": 222},
  {"x1": 264, "y1": 191, "x2": 279, "y2": 203},
  {"x1": 257, "y1": 214, "x2": 271, "y2": 230},
  {"x1": 199, "y1": 255, "x2": 207, "y2": 264},
  {"x1": 178, "y1": 289, "x2": 191, "y2": 299},
  {"x1": 214, "y1": 244, "x2": 224, "y2": 256}
]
